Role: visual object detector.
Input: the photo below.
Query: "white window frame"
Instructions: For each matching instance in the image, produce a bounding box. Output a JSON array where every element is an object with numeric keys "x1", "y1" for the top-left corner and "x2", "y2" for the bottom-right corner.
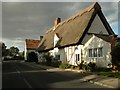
[{"x1": 88, "y1": 47, "x2": 103, "y2": 58}]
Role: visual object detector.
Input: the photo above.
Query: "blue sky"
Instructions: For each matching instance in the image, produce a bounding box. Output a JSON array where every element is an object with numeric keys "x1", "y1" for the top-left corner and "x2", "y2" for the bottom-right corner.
[{"x1": 2, "y1": 1, "x2": 119, "y2": 52}]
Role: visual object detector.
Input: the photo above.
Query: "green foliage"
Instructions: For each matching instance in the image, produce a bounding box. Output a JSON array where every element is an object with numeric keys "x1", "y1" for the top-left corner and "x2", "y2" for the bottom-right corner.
[
  {"x1": 9, "y1": 46, "x2": 19, "y2": 56},
  {"x1": 98, "y1": 72, "x2": 120, "y2": 79},
  {"x1": 2, "y1": 43, "x2": 7, "y2": 56},
  {"x1": 43, "y1": 52, "x2": 53, "y2": 65},
  {"x1": 94, "y1": 67, "x2": 111, "y2": 72},
  {"x1": 27, "y1": 52, "x2": 38, "y2": 62},
  {"x1": 88, "y1": 62, "x2": 96, "y2": 71},
  {"x1": 79, "y1": 61, "x2": 85, "y2": 69},
  {"x1": 78, "y1": 61, "x2": 89, "y2": 70},
  {"x1": 111, "y1": 44, "x2": 120, "y2": 68},
  {"x1": 51, "y1": 61, "x2": 62, "y2": 67},
  {"x1": 59, "y1": 63, "x2": 71, "y2": 69}
]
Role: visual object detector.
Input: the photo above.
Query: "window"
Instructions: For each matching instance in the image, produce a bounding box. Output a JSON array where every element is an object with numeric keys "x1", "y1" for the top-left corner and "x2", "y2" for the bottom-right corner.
[
  {"x1": 98, "y1": 47, "x2": 103, "y2": 57},
  {"x1": 93, "y1": 48, "x2": 97, "y2": 57},
  {"x1": 88, "y1": 47, "x2": 103, "y2": 58},
  {"x1": 76, "y1": 54, "x2": 80, "y2": 61},
  {"x1": 89, "y1": 49, "x2": 92, "y2": 57},
  {"x1": 55, "y1": 55, "x2": 60, "y2": 60}
]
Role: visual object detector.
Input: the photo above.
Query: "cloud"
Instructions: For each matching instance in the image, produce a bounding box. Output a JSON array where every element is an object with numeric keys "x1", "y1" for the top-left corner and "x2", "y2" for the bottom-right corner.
[
  {"x1": 2, "y1": 2, "x2": 118, "y2": 51},
  {"x1": 0, "y1": 2, "x2": 2, "y2": 42},
  {"x1": 2, "y1": 0, "x2": 119, "y2": 2},
  {"x1": 99, "y1": 2, "x2": 118, "y2": 33}
]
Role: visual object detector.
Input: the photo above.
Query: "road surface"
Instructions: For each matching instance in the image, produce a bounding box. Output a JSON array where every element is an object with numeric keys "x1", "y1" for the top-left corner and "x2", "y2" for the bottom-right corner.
[{"x1": 2, "y1": 60, "x2": 108, "y2": 89}]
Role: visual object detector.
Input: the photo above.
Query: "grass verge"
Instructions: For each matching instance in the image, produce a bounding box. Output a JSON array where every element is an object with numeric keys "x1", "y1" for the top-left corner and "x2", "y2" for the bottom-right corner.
[{"x1": 97, "y1": 72, "x2": 120, "y2": 79}]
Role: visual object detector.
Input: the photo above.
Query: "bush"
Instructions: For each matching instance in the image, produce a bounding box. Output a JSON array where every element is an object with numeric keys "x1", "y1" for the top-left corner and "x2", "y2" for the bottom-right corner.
[
  {"x1": 88, "y1": 62, "x2": 96, "y2": 72},
  {"x1": 78, "y1": 61, "x2": 89, "y2": 70},
  {"x1": 51, "y1": 61, "x2": 62, "y2": 67},
  {"x1": 94, "y1": 67, "x2": 111, "y2": 72},
  {"x1": 27, "y1": 52, "x2": 38, "y2": 62},
  {"x1": 43, "y1": 53, "x2": 53, "y2": 66},
  {"x1": 59, "y1": 63, "x2": 71, "y2": 69}
]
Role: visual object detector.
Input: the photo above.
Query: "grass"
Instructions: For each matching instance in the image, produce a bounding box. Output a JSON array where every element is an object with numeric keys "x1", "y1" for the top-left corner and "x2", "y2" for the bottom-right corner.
[{"x1": 97, "y1": 72, "x2": 120, "y2": 79}]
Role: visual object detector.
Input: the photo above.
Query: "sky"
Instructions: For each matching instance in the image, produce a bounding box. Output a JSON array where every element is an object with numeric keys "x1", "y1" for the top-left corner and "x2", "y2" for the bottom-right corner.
[{"x1": 1, "y1": 1, "x2": 119, "y2": 52}]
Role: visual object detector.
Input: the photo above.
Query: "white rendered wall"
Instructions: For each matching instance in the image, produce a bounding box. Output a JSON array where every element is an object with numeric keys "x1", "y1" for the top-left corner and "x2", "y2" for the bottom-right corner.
[{"x1": 82, "y1": 35, "x2": 111, "y2": 67}]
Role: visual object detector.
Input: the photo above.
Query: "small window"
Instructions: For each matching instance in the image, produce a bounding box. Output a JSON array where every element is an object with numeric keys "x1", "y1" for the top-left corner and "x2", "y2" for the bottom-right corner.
[
  {"x1": 76, "y1": 54, "x2": 80, "y2": 61},
  {"x1": 98, "y1": 47, "x2": 103, "y2": 57},
  {"x1": 55, "y1": 55, "x2": 60, "y2": 60}
]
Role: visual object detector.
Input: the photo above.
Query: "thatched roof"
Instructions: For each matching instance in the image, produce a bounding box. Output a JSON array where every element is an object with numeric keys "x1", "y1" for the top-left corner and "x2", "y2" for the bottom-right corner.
[
  {"x1": 37, "y1": 28, "x2": 54, "y2": 52},
  {"x1": 37, "y1": 2, "x2": 115, "y2": 52}
]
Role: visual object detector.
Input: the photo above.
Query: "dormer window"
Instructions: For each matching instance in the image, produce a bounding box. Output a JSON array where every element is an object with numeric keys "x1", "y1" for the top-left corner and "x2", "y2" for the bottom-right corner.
[{"x1": 54, "y1": 33, "x2": 60, "y2": 47}]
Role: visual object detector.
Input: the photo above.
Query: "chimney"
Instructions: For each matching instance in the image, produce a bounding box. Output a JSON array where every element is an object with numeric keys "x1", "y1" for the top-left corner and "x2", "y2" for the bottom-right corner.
[
  {"x1": 40, "y1": 36, "x2": 43, "y2": 41},
  {"x1": 53, "y1": 17, "x2": 61, "y2": 30},
  {"x1": 110, "y1": 35, "x2": 117, "y2": 50}
]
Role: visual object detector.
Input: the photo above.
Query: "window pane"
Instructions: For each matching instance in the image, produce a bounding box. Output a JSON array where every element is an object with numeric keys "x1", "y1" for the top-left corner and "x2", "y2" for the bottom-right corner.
[
  {"x1": 76, "y1": 54, "x2": 80, "y2": 61},
  {"x1": 98, "y1": 47, "x2": 102, "y2": 57},
  {"x1": 89, "y1": 49, "x2": 92, "y2": 57},
  {"x1": 94, "y1": 48, "x2": 97, "y2": 57},
  {"x1": 55, "y1": 55, "x2": 60, "y2": 60},
  {"x1": 78, "y1": 54, "x2": 80, "y2": 61}
]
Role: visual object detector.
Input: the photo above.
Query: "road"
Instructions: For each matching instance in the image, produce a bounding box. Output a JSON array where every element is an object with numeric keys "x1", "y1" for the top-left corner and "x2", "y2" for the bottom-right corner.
[{"x1": 2, "y1": 60, "x2": 108, "y2": 89}]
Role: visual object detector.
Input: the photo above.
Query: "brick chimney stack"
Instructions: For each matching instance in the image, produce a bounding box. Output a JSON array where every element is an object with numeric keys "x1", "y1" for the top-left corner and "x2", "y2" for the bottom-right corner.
[
  {"x1": 53, "y1": 17, "x2": 61, "y2": 30},
  {"x1": 40, "y1": 36, "x2": 43, "y2": 41}
]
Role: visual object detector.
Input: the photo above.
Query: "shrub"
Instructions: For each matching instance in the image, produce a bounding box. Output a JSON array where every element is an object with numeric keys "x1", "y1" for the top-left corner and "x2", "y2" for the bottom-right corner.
[
  {"x1": 88, "y1": 62, "x2": 96, "y2": 72},
  {"x1": 51, "y1": 61, "x2": 62, "y2": 67},
  {"x1": 59, "y1": 63, "x2": 71, "y2": 69},
  {"x1": 27, "y1": 52, "x2": 38, "y2": 62},
  {"x1": 94, "y1": 67, "x2": 111, "y2": 72},
  {"x1": 78, "y1": 61, "x2": 88, "y2": 70},
  {"x1": 43, "y1": 53, "x2": 53, "y2": 66}
]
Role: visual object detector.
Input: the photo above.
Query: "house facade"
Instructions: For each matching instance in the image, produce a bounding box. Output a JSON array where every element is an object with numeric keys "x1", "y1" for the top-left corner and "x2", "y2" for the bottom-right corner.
[
  {"x1": 37, "y1": 2, "x2": 116, "y2": 67},
  {"x1": 24, "y1": 38, "x2": 42, "y2": 62}
]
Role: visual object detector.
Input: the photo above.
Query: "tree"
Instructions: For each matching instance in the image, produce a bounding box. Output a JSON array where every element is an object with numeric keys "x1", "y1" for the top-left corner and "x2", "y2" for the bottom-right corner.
[
  {"x1": 111, "y1": 42, "x2": 120, "y2": 72},
  {"x1": 2, "y1": 42, "x2": 7, "y2": 56},
  {"x1": 9, "y1": 46, "x2": 19, "y2": 57}
]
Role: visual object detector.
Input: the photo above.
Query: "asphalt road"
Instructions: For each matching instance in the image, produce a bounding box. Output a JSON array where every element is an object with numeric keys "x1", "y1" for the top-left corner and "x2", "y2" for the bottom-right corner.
[{"x1": 2, "y1": 60, "x2": 108, "y2": 89}]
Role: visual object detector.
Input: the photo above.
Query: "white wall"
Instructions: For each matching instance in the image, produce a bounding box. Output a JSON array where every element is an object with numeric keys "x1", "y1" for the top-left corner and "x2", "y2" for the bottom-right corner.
[
  {"x1": 82, "y1": 35, "x2": 111, "y2": 67},
  {"x1": 58, "y1": 48, "x2": 66, "y2": 63},
  {"x1": 65, "y1": 45, "x2": 82, "y2": 66},
  {"x1": 81, "y1": 14, "x2": 112, "y2": 67}
]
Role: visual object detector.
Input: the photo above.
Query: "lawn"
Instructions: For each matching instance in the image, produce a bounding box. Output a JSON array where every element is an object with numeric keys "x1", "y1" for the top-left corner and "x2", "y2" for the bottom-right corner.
[{"x1": 97, "y1": 72, "x2": 120, "y2": 79}]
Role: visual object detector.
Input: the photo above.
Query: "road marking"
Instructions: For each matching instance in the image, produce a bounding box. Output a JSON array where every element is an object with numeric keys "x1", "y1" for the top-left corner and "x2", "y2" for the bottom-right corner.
[
  {"x1": 17, "y1": 70, "x2": 21, "y2": 74},
  {"x1": 3, "y1": 72, "x2": 19, "y2": 75},
  {"x1": 3, "y1": 70, "x2": 47, "y2": 75},
  {"x1": 23, "y1": 78, "x2": 32, "y2": 88}
]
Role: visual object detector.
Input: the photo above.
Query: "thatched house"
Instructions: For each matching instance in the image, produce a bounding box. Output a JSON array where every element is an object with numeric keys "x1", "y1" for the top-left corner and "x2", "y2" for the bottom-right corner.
[{"x1": 37, "y1": 2, "x2": 116, "y2": 67}]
